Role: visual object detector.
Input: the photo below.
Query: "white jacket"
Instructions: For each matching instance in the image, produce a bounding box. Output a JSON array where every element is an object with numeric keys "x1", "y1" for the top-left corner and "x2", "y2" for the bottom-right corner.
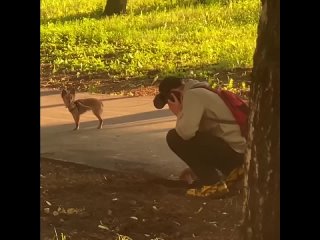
[{"x1": 175, "y1": 79, "x2": 247, "y2": 153}]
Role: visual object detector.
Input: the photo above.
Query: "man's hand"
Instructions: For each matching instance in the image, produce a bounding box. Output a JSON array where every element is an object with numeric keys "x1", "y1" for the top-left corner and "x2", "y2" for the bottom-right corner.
[{"x1": 168, "y1": 93, "x2": 182, "y2": 116}]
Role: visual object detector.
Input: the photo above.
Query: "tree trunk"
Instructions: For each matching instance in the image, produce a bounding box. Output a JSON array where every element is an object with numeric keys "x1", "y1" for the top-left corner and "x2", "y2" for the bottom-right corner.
[
  {"x1": 241, "y1": 0, "x2": 280, "y2": 239},
  {"x1": 102, "y1": 0, "x2": 128, "y2": 16}
]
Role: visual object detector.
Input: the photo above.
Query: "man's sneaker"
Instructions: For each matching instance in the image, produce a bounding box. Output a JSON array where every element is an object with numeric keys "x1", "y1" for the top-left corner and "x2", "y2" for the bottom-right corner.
[
  {"x1": 186, "y1": 180, "x2": 229, "y2": 198},
  {"x1": 225, "y1": 166, "x2": 245, "y2": 188}
]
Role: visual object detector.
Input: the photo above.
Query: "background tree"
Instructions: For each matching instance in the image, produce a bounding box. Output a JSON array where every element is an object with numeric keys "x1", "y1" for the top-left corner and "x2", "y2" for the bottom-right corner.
[
  {"x1": 103, "y1": 0, "x2": 128, "y2": 16},
  {"x1": 241, "y1": 0, "x2": 280, "y2": 239}
]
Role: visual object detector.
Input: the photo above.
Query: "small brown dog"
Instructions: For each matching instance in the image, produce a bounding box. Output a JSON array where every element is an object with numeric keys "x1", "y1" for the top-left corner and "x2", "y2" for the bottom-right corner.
[{"x1": 61, "y1": 89, "x2": 104, "y2": 130}]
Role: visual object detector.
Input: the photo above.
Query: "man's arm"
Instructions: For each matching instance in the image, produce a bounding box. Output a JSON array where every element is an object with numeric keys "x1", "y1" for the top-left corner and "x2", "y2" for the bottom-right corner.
[{"x1": 175, "y1": 90, "x2": 204, "y2": 140}]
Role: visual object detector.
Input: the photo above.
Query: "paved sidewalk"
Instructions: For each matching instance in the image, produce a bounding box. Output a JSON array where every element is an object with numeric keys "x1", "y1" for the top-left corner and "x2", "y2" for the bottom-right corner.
[{"x1": 41, "y1": 89, "x2": 187, "y2": 178}]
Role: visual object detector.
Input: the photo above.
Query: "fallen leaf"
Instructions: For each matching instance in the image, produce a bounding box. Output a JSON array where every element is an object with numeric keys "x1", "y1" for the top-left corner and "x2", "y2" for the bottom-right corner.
[
  {"x1": 67, "y1": 208, "x2": 76, "y2": 215},
  {"x1": 60, "y1": 208, "x2": 67, "y2": 214},
  {"x1": 208, "y1": 221, "x2": 217, "y2": 224},
  {"x1": 151, "y1": 75, "x2": 159, "y2": 85},
  {"x1": 44, "y1": 208, "x2": 50, "y2": 214},
  {"x1": 130, "y1": 216, "x2": 138, "y2": 221},
  {"x1": 173, "y1": 220, "x2": 181, "y2": 226},
  {"x1": 194, "y1": 206, "x2": 203, "y2": 214},
  {"x1": 208, "y1": 221, "x2": 218, "y2": 227},
  {"x1": 116, "y1": 234, "x2": 133, "y2": 240},
  {"x1": 45, "y1": 201, "x2": 52, "y2": 206},
  {"x1": 53, "y1": 211, "x2": 59, "y2": 216},
  {"x1": 98, "y1": 225, "x2": 109, "y2": 230}
]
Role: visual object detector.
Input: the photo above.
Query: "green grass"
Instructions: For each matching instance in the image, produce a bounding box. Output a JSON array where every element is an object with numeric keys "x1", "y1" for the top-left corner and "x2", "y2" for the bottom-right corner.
[{"x1": 41, "y1": 0, "x2": 260, "y2": 82}]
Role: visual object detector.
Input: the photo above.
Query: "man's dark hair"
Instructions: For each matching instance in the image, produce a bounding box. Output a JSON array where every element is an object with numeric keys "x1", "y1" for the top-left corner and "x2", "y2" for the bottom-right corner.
[{"x1": 153, "y1": 76, "x2": 184, "y2": 109}]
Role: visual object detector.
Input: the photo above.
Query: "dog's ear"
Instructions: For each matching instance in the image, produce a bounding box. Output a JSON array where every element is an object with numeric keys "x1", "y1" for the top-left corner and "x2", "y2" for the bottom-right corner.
[
  {"x1": 61, "y1": 89, "x2": 67, "y2": 97},
  {"x1": 70, "y1": 88, "x2": 76, "y2": 96}
]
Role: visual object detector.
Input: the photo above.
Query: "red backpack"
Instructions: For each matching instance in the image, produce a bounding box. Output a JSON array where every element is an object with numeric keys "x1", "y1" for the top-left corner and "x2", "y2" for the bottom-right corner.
[{"x1": 194, "y1": 86, "x2": 249, "y2": 139}]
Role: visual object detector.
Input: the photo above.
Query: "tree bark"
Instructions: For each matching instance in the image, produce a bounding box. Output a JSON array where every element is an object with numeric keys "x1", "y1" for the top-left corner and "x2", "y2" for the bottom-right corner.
[
  {"x1": 241, "y1": 0, "x2": 280, "y2": 239},
  {"x1": 102, "y1": 0, "x2": 128, "y2": 16}
]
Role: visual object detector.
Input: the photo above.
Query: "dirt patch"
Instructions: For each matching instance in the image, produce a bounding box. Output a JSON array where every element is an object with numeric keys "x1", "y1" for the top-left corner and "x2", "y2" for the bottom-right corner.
[
  {"x1": 40, "y1": 66, "x2": 252, "y2": 97},
  {"x1": 41, "y1": 158, "x2": 244, "y2": 240}
]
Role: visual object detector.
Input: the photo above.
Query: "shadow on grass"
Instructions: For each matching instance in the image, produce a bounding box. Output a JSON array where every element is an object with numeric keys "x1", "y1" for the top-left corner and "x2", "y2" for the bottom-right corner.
[
  {"x1": 41, "y1": 8, "x2": 105, "y2": 25},
  {"x1": 40, "y1": 1, "x2": 217, "y2": 25}
]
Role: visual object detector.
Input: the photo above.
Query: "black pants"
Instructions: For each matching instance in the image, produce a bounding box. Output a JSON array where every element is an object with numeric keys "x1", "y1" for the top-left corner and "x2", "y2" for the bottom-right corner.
[{"x1": 166, "y1": 129, "x2": 244, "y2": 184}]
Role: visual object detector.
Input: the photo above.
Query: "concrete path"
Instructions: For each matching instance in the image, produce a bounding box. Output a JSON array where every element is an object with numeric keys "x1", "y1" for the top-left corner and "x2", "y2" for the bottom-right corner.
[{"x1": 41, "y1": 89, "x2": 188, "y2": 178}]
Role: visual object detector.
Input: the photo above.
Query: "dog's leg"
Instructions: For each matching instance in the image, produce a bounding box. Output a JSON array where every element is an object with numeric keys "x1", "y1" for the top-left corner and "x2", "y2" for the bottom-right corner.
[
  {"x1": 72, "y1": 113, "x2": 80, "y2": 130},
  {"x1": 93, "y1": 111, "x2": 103, "y2": 129}
]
